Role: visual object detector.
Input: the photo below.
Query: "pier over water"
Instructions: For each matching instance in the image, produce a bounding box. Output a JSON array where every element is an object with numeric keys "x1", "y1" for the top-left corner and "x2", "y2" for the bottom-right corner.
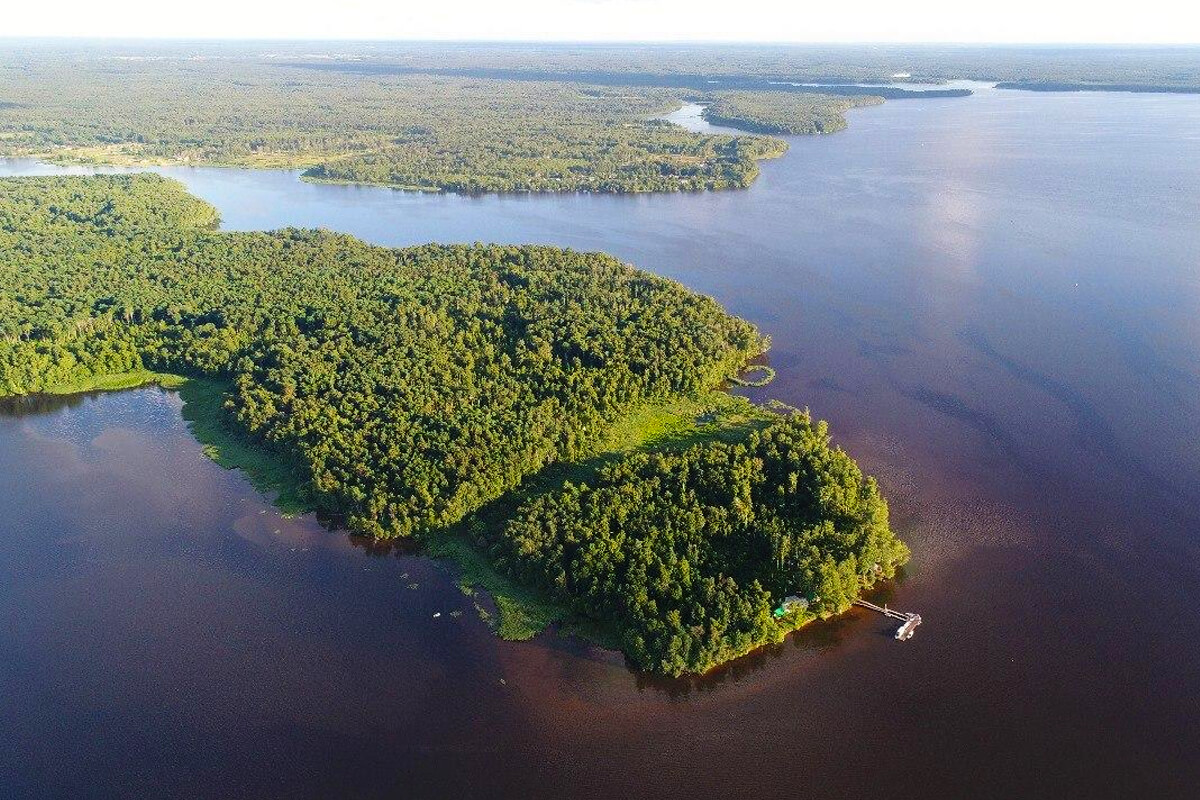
[{"x1": 854, "y1": 599, "x2": 922, "y2": 640}]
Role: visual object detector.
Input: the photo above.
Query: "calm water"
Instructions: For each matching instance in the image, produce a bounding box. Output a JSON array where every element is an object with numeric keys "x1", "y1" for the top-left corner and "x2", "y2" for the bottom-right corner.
[{"x1": 2, "y1": 84, "x2": 1199, "y2": 798}]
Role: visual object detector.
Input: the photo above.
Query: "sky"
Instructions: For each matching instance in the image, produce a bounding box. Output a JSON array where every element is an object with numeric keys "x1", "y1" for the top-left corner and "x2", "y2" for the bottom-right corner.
[{"x1": 3, "y1": 0, "x2": 1198, "y2": 44}]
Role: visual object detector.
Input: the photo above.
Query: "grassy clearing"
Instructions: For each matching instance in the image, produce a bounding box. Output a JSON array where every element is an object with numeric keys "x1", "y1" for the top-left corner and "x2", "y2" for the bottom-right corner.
[
  {"x1": 593, "y1": 390, "x2": 773, "y2": 455},
  {"x1": 520, "y1": 390, "x2": 776, "y2": 498},
  {"x1": 39, "y1": 369, "x2": 185, "y2": 396}
]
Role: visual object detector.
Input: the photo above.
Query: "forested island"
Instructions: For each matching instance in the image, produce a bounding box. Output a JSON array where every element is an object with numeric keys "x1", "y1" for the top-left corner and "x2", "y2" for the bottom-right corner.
[{"x1": 0, "y1": 174, "x2": 908, "y2": 675}]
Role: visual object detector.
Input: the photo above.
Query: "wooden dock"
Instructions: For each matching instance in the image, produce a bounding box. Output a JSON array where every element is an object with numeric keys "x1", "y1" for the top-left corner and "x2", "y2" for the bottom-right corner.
[{"x1": 853, "y1": 599, "x2": 922, "y2": 640}]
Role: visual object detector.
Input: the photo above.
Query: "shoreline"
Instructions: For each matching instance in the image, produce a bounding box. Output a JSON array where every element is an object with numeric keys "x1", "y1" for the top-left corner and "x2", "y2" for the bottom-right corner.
[
  {"x1": 995, "y1": 80, "x2": 1200, "y2": 94},
  {"x1": 3, "y1": 370, "x2": 897, "y2": 676}
]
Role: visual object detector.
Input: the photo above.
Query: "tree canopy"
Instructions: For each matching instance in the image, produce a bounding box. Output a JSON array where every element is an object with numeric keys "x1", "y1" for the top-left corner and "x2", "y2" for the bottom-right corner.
[
  {"x1": 494, "y1": 413, "x2": 907, "y2": 675},
  {"x1": 0, "y1": 174, "x2": 763, "y2": 537},
  {"x1": 703, "y1": 92, "x2": 883, "y2": 135}
]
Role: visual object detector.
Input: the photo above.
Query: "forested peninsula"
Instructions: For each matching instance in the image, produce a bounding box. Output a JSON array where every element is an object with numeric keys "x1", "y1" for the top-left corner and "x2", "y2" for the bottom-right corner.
[
  {"x1": 0, "y1": 174, "x2": 908, "y2": 675},
  {"x1": 702, "y1": 92, "x2": 884, "y2": 135}
]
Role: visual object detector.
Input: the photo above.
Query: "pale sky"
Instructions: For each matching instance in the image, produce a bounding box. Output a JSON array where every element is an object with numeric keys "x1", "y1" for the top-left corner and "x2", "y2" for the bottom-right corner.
[{"x1": 3, "y1": 0, "x2": 1198, "y2": 44}]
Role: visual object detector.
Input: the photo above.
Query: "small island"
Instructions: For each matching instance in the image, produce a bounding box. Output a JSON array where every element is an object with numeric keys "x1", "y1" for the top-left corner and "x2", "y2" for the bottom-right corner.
[{"x1": 0, "y1": 174, "x2": 908, "y2": 675}]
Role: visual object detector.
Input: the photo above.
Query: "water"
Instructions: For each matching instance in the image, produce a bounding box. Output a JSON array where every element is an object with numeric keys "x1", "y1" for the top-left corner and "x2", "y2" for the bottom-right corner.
[{"x1": 3, "y1": 84, "x2": 1199, "y2": 797}]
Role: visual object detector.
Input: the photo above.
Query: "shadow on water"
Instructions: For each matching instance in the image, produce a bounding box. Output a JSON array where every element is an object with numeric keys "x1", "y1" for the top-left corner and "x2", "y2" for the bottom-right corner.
[
  {"x1": 630, "y1": 614, "x2": 866, "y2": 700},
  {"x1": 347, "y1": 532, "x2": 425, "y2": 558},
  {"x1": 626, "y1": 567, "x2": 912, "y2": 699},
  {"x1": 0, "y1": 390, "x2": 111, "y2": 418}
]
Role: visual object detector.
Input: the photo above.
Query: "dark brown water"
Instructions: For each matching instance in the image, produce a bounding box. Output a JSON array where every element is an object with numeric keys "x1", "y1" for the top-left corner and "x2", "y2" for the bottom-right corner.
[{"x1": 2, "y1": 84, "x2": 1199, "y2": 798}]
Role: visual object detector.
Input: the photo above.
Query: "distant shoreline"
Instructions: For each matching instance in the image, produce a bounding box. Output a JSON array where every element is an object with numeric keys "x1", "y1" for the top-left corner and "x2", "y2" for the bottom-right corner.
[{"x1": 995, "y1": 81, "x2": 1200, "y2": 95}]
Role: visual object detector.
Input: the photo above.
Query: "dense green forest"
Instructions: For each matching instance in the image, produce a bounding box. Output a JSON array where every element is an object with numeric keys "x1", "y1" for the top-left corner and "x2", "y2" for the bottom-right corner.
[
  {"x1": 0, "y1": 174, "x2": 763, "y2": 535},
  {"x1": 302, "y1": 122, "x2": 785, "y2": 194},
  {"x1": 703, "y1": 92, "x2": 883, "y2": 135},
  {"x1": 0, "y1": 174, "x2": 907, "y2": 673},
  {"x1": 491, "y1": 413, "x2": 907, "y2": 675}
]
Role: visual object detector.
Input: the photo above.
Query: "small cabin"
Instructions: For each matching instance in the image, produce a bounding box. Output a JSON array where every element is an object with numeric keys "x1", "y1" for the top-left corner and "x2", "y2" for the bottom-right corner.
[{"x1": 773, "y1": 595, "x2": 809, "y2": 618}]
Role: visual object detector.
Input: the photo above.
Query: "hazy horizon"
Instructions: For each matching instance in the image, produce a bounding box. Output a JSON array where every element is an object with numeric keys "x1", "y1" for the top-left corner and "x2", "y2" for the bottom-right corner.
[
  {"x1": 4, "y1": 37, "x2": 1200, "y2": 47},
  {"x1": 4, "y1": 1, "x2": 1198, "y2": 45}
]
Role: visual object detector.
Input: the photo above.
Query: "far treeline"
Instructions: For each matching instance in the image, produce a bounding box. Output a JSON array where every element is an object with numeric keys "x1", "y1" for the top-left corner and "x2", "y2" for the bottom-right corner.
[
  {"x1": 4, "y1": 42, "x2": 1192, "y2": 195},
  {"x1": 0, "y1": 49, "x2": 874, "y2": 195},
  {"x1": 0, "y1": 174, "x2": 908, "y2": 675},
  {"x1": 287, "y1": 42, "x2": 1200, "y2": 88}
]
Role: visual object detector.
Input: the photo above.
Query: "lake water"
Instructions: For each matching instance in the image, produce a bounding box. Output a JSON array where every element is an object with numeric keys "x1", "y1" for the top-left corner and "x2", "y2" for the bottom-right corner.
[{"x1": 2, "y1": 84, "x2": 1199, "y2": 798}]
